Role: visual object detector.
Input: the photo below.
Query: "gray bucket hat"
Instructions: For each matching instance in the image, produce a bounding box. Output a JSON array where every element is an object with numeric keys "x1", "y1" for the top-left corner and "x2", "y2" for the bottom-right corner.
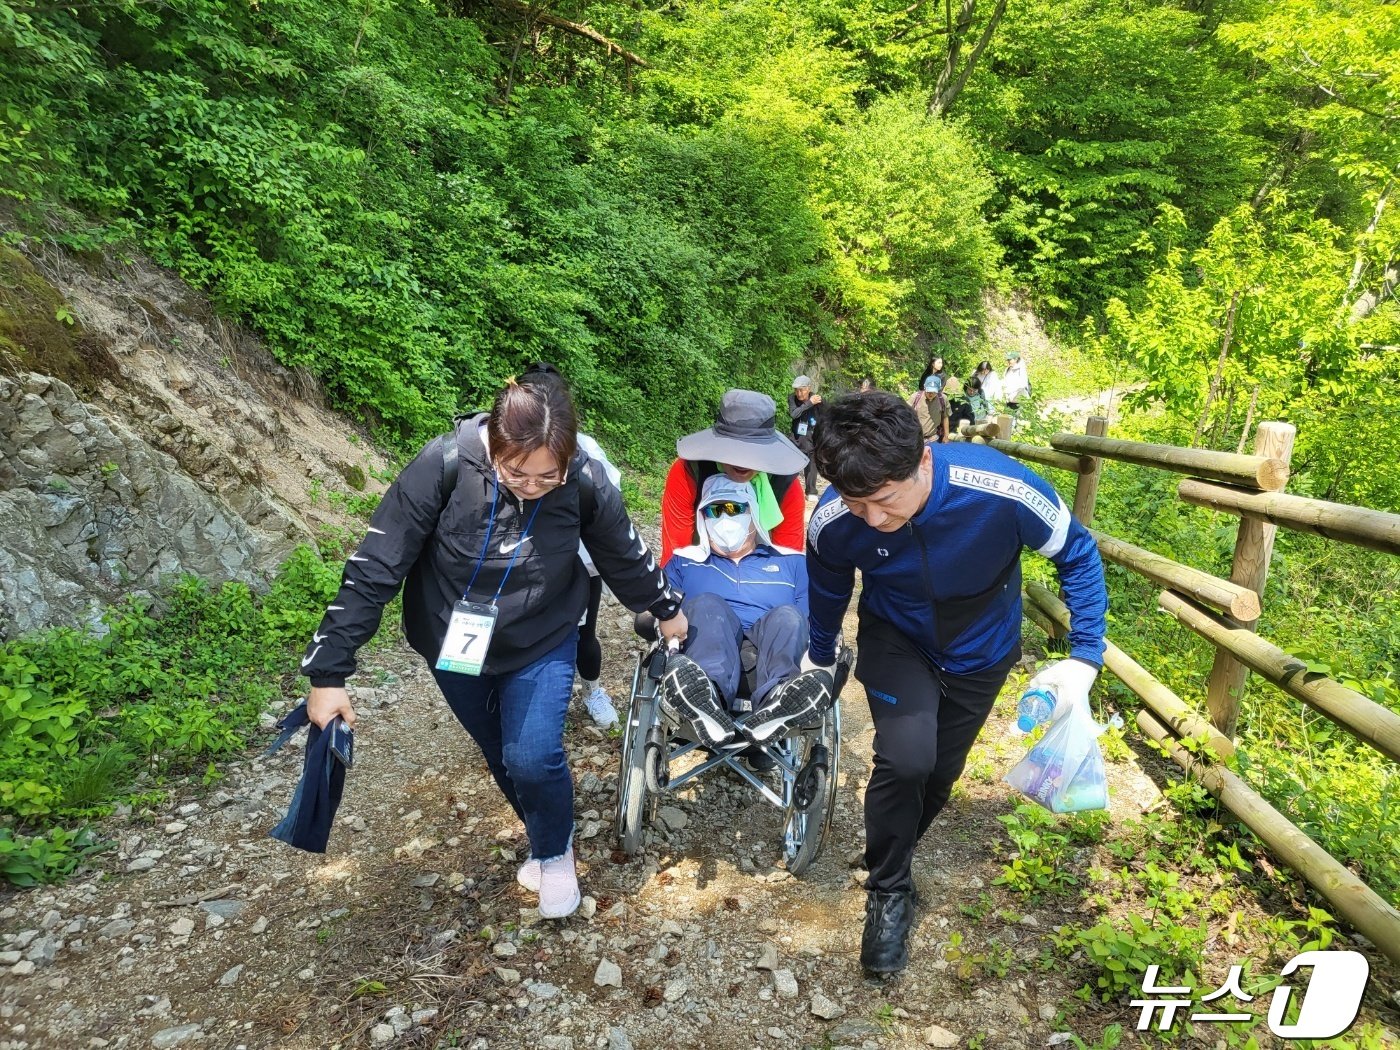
[{"x1": 677, "y1": 390, "x2": 808, "y2": 475}]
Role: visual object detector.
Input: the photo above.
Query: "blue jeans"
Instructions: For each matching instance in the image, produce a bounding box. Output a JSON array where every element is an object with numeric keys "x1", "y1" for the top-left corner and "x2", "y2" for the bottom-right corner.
[{"x1": 431, "y1": 631, "x2": 578, "y2": 861}]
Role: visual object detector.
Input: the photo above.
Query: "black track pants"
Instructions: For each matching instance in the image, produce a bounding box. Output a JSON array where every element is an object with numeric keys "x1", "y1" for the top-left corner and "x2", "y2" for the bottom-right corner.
[{"x1": 854, "y1": 608, "x2": 1019, "y2": 893}]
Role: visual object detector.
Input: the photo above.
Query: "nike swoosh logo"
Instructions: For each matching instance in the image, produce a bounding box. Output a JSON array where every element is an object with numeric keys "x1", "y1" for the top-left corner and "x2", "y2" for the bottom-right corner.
[
  {"x1": 313, "y1": 631, "x2": 326, "y2": 643},
  {"x1": 499, "y1": 536, "x2": 531, "y2": 555},
  {"x1": 348, "y1": 554, "x2": 368, "y2": 562},
  {"x1": 367, "y1": 527, "x2": 386, "y2": 535},
  {"x1": 301, "y1": 645, "x2": 321, "y2": 668}
]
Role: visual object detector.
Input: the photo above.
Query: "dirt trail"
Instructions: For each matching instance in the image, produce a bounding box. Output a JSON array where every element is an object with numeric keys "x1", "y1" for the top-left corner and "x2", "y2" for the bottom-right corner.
[{"x1": 0, "y1": 580, "x2": 1187, "y2": 1050}]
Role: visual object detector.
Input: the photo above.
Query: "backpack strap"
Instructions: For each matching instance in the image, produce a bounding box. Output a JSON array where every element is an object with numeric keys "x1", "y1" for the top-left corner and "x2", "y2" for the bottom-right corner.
[{"x1": 439, "y1": 418, "x2": 465, "y2": 516}]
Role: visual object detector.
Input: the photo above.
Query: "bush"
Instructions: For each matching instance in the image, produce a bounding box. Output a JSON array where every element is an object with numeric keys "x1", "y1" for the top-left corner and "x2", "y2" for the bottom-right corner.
[{"x1": 0, "y1": 544, "x2": 347, "y2": 884}]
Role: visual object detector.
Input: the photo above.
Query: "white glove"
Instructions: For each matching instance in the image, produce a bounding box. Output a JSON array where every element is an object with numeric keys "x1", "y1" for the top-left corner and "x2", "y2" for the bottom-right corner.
[
  {"x1": 800, "y1": 651, "x2": 836, "y2": 678},
  {"x1": 1025, "y1": 658, "x2": 1099, "y2": 720}
]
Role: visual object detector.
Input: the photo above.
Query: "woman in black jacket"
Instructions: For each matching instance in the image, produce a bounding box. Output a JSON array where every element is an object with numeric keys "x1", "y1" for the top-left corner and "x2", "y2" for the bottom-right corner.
[{"x1": 301, "y1": 378, "x2": 688, "y2": 918}]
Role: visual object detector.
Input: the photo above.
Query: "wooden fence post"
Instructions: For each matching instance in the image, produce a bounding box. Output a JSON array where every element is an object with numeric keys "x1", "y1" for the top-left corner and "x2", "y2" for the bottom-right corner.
[
  {"x1": 1205, "y1": 421, "x2": 1296, "y2": 738},
  {"x1": 1072, "y1": 416, "x2": 1108, "y2": 524},
  {"x1": 996, "y1": 413, "x2": 1012, "y2": 445}
]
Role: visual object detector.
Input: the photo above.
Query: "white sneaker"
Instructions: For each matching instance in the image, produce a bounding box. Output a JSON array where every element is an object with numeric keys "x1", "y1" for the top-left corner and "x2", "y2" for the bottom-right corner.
[
  {"x1": 517, "y1": 858, "x2": 541, "y2": 891},
  {"x1": 583, "y1": 686, "x2": 619, "y2": 728},
  {"x1": 537, "y1": 848, "x2": 581, "y2": 919}
]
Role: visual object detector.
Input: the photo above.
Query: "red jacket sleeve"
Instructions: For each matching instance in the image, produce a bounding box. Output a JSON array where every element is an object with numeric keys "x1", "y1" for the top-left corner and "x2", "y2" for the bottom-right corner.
[
  {"x1": 660, "y1": 459, "x2": 698, "y2": 565},
  {"x1": 773, "y1": 477, "x2": 807, "y2": 551}
]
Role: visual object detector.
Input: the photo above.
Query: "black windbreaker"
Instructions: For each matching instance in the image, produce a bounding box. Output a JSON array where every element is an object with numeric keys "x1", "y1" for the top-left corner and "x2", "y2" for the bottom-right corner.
[{"x1": 300, "y1": 414, "x2": 681, "y2": 686}]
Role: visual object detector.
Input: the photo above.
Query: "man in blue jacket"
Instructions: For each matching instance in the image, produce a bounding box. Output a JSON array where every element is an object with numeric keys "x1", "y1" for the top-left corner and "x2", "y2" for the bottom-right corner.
[
  {"x1": 663, "y1": 475, "x2": 833, "y2": 770},
  {"x1": 804, "y1": 392, "x2": 1107, "y2": 974}
]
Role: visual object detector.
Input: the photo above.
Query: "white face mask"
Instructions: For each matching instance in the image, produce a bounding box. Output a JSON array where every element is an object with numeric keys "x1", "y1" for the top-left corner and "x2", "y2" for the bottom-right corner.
[{"x1": 705, "y1": 512, "x2": 752, "y2": 553}]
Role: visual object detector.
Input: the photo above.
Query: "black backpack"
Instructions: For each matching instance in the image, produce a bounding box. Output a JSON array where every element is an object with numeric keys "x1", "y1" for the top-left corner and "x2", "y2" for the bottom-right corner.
[{"x1": 437, "y1": 418, "x2": 596, "y2": 524}]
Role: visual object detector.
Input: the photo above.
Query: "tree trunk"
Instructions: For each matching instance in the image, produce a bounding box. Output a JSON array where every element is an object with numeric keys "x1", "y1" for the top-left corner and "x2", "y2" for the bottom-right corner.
[
  {"x1": 927, "y1": 0, "x2": 1006, "y2": 117},
  {"x1": 1236, "y1": 384, "x2": 1260, "y2": 454},
  {"x1": 1194, "y1": 290, "x2": 1242, "y2": 447}
]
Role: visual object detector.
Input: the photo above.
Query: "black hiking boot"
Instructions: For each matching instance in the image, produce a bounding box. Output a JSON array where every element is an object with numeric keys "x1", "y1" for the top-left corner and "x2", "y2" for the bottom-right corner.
[{"x1": 861, "y1": 889, "x2": 915, "y2": 975}]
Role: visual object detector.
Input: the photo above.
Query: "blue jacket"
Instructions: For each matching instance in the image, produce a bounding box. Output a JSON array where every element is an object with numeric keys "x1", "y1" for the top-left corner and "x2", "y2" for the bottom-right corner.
[
  {"x1": 806, "y1": 442, "x2": 1107, "y2": 674},
  {"x1": 665, "y1": 544, "x2": 808, "y2": 632}
]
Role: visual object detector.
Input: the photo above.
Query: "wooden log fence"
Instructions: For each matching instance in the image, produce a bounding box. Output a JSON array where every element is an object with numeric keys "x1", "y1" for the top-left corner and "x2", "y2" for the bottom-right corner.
[
  {"x1": 992, "y1": 415, "x2": 1400, "y2": 964},
  {"x1": 1178, "y1": 479, "x2": 1400, "y2": 557},
  {"x1": 1157, "y1": 591, "x2": 1400, "y2": 765},
  {"x1": 1090, "y1": 529, "x2": 1260, "y2": 621},
  {"x1": 1050, "y1": 432, "x2": 1290, "y2": 491},
  {"x1": 1137, "y1": 710, "x2": 1400, "y2": 966}
]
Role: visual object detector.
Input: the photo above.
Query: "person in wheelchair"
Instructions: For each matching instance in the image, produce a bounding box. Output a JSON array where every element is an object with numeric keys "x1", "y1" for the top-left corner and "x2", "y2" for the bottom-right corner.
[{"x1": 661, "y1": 475, "x2": 836, "y2": 769}]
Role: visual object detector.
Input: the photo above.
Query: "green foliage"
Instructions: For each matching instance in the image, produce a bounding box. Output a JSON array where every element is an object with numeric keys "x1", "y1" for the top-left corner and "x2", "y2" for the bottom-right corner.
[{"x1": 0, "y1": 545, "x2": 346, "y2": 885}]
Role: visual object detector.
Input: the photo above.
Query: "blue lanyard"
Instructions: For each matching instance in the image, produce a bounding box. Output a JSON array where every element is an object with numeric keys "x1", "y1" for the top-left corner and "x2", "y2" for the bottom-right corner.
[{"x1": 462, "y1": 480, "x2": 543, "y2": 607}]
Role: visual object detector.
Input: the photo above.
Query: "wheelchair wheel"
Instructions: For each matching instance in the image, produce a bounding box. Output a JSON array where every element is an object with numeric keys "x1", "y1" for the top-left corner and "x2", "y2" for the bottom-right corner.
[
  {"x1": 617, "y1": 688, "x2": 661, "y2": 857},
  {"x1": 780, "y1": 701, "x2": 841, "y2": 877}
]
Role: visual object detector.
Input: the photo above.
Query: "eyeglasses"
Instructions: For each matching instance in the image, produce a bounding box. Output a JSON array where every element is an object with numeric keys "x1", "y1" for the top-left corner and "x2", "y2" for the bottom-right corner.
[
  {"x1": 703, "y1": 501, "x2": 750, "y2": 519},
  {"x1": 496, "y1": 461, "x2": 563, "y2": 491}
]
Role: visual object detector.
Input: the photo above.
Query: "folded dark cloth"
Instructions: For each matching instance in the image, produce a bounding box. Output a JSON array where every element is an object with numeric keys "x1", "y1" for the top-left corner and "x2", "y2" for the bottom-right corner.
[{"x1": 267, "y1": 702, "x2": 352, "y2": 854}]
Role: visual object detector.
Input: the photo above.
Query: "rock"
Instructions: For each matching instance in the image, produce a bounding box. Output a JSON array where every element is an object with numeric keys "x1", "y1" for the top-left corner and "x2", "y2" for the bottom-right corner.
[
  {"x1": 411, "y1": 1009, "x2": 438, "y2": 1025},
  {"x1": 99, "y1": 918, "x2": 135, "y2": 941},
  {"x1": 830, "y1": 1020, "x2": 881, "y2": 1042},
  {"x1": 528, "y1": 981, "x2": 560, "y2": 1000},
  {"x1": 0, "y1": 951, "x2": 18, "y2": 965},
  {"x1": 495, "y1": 968, "x2": 521, "y2": 985},
  {"x1": 403, "y1": 809, "x2": 422, "y2": 824},
  {"x1": 659, "y1": 920, "x2": 684, "y2": 938},
  {"x1": 755, "y1": 943, "x2": 780, "y2": 970},
  {"x1": 923, "y1": 1024, "x2": 960, "y2": 1047},
  {"x1": 199, "y1": 899, "x2": 245, "y2": 920},
  {"x1": 579, "y1": 896, "x2": 597, "y2": 920},
  {"x1": 492, "y1": 942, "x2": 518, "y2": 958},
  {"x1": 412, "y1": 873, "x2": 439, "y2": 888},
  {"x1": 150, "y1": 1023, "x2": 203, "y2": 1048},
  {"x1": 539, "y1": 1039, "x2": 574, "y2": 1050},
  {"x1": 772, "y1": 969, "x2": 799, "y2": 999},
  {"x1": 9, "y1": 960, "x2": 36, "y2": 977},
  {"x1": 810, "y1": 993, "x2": 845, "y2": 1020},
  {"x1": 168, "y1": 917, "x2": 195, "y2": 938},
  {"x1": 594, "y1": 958, "x2": 623, "y2": 988},
  {"x1": 663, "y1": 978, "x2": 688, "y2": 1002},
  {"x1": 1047, "y1": 1036, "x2": 1076, "y2": 1047},
  {"x1": 657, "y1": 806, "x2": 689, "y2": 831},
  {"x1": 249, "y1": 916, "x2": 268, "y2": 935},
  {"x1": 164, "y1": 822, "x2": 187, "y2": 834},
  {"x1": 345, "y1": 815, "x2": 368, "y2": 832},
  {"x1": 26, "y1": 934, "x2": 58, "y2": 965},
  {"x1": 218, "y1": 964, "x2": 244, "y2": 987},
  {"x1": 127, "y1": 857, "x2": 156, "y2": 873},
  {"x1": 1038, "y1": 1004, "x2": 1056, "y2": 1022},
  {"x1": 370, "y1": 1023, "x2": 396, "y2": 1045},
  {"x1": 606, "y1": 1028, "x2": 634, "y2": 1050}
]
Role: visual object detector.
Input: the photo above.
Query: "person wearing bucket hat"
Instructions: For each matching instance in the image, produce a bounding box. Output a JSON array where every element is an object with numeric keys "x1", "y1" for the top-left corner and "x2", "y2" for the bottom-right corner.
[
  {"x1": 788, "y1": 376, "x2": 823, "y2": 498},
  {"x1": 914, "y1": 374, "x2": 950, "y2": 443},
  {"x1": 660, "y1": 390, "x2": 810, "y2": 564},
  {"x1": 661, "y1": 474, "x2": 835, "y2": 765}
]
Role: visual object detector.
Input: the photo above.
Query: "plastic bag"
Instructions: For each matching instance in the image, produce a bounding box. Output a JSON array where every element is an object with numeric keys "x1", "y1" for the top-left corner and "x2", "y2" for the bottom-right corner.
[{"x1": 1004, "y1": 701, "x2": 1108, "y2": 813}]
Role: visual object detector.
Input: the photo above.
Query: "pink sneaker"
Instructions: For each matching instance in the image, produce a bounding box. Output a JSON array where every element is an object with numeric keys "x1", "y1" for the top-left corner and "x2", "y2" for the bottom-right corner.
[
  {"x1": 517, "y1": 858, "x2": 541, "y2": 891},
  {"x1": 537, "y1": 848, "x2": 581, "y2": 919}
]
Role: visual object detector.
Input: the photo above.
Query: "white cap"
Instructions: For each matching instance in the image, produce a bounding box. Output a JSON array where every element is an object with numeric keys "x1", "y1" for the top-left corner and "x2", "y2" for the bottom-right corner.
[{"x1": 793, "y1": 375, "x2": 811, "y2": 388}]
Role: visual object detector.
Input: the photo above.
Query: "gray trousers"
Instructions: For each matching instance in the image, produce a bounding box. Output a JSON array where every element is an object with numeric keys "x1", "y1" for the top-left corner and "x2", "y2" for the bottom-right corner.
[{"x1": 682, "y1": 592, "x2": 807, "y2": 713}]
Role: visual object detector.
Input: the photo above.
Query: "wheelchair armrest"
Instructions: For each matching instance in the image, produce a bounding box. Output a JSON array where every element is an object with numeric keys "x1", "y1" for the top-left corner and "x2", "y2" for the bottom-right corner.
[{"x1": 634, "y1": 611, "x2": 659, "y2": 642}]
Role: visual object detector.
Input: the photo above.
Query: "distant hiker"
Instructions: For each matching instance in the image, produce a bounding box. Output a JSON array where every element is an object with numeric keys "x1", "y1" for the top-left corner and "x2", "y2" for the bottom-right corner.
[
  {"x1": 660, "y1": 390, "x2": 809, "y2": 564},
  {"x1": 299, "y1": 377, "x2": 688, "y2": 919},
  {"x1": 966, "y1": 375, "x2": 991, "y2": 424},
  {"x1": 913, "y1": 375, "x2": 950, "y2": 444},
  {"x1": 975, "y1": 359, "x2": 1003, "y2": 405},
  {"x1": 789, "y1": 375, "x2": 823, "y2": 498},
  {"x1": 1003, "y1": 351, "x2": 1031, "y2": 416},
  {"x1": 907, "y1": 356, "x2": 946, "y2": 408},
  {"x1": 858, "y1": 376, "x2": 877, "y2": 393}
]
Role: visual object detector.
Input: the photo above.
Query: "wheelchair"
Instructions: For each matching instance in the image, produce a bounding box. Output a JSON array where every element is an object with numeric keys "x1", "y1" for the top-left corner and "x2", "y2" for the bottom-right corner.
[{"x1": 614, "y1": 615, "x2": 852, "y2": 877}]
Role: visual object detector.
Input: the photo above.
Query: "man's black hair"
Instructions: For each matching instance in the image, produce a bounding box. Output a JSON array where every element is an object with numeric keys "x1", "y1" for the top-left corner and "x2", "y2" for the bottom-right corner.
[{"x1": 814, "y1": 391, "x2": 924, "y2": 498}]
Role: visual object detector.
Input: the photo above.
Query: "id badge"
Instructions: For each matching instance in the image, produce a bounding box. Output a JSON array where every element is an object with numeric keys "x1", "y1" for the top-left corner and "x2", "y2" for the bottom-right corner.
[
  {"x1": 796, "y1": 422, "x2": 809, "y2": 437},
  {"x1": 436, "y1": 601, "x2": 498, "y2": 676}
]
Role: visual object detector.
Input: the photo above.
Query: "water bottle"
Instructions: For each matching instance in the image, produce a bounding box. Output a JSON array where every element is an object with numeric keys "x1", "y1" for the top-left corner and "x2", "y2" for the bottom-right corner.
[{"x1": 1016, "y1": 687, "x2": 1056, "y2": 733}]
